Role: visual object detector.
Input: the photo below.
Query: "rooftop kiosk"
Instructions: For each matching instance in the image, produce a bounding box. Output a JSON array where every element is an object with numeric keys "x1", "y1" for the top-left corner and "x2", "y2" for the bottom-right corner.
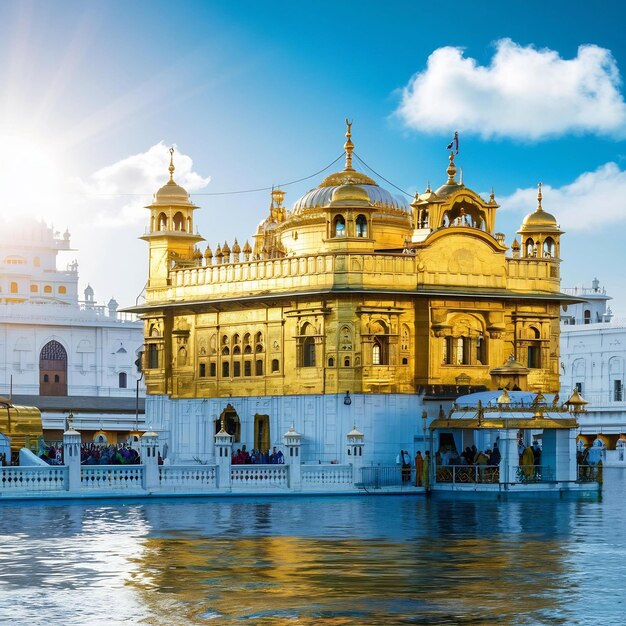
[{"x1": 430, "y1": 389, "x2": 599, "y2": 496}]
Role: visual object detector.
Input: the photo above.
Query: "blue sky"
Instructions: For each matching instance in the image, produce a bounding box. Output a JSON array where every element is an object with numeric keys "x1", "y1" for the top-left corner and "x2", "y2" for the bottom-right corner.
[{"x1": 1, "y1": 0, "x2": 625, "y2": 312}]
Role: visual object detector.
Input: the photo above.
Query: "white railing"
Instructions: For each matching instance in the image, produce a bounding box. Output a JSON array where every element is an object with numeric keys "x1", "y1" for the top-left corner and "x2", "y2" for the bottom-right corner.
[
  {"x1": 301, "y1": 464, "x2": 353, "y2": 487},
  {"x1": 231, "y1": 464, "x2": 288, "y2": 488},
  {"x1": 81, "y1": 465, "x2": 144, "y2": 490},
  {"x1": 0, "y1": 466, "x2": 68, "y2": 492},
  {"x1": 159, "y1": 465, "x2": 217, "y2": 489}
]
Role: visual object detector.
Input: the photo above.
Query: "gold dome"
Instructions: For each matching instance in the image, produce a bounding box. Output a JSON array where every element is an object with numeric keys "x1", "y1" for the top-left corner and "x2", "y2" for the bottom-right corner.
[
  {"x1": 320, "y1": 169, "x2": 377, "y2": 187},
  {"x1": 519, "y1": 183, "x2": 561, "y2": 232},
  {"x1": 148, "y1": 147, "x2": 196, "y2": 207},
  {"x1": 330, "y1": 184, "x2": 371, "y2": 206}
]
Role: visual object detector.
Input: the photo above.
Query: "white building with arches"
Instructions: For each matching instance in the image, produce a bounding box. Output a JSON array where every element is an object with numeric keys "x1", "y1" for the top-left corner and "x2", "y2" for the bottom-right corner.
[
  {"x1": 0, "y1": 219, "x2": 145, "y2": 443},
  {"x1": 560, "y1": 279, "x2": 626, "y2": 459}
]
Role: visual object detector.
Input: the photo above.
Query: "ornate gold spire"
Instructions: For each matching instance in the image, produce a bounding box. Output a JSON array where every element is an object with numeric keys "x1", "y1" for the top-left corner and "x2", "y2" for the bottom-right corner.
[
  {"x1": 344, "y1": 118, "x2": 354, "y2": 171},
  {"x1": 168, "y1": 146, "x2": 175, "y2": 182},
  {"x1": 446, "y1": 152, "x2": 457, "y2": 184},
  {"x1": 537, "y1": 182, "x2": 543, "y2": 212}
]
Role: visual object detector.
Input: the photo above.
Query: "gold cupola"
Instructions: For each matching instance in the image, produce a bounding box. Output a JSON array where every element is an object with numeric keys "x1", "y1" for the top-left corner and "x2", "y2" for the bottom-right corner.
[
  {"x1": 142, "y1": 147, "x2": 204, "y2": 288},
  {"x1": 519, "y1": 183, "x2": 561, "y2": 233}
]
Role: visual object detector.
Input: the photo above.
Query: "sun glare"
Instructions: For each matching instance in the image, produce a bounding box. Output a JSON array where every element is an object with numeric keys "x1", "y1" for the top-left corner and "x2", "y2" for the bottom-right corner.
[{"x1": 0, "y1": 133, "x2": 64, "y2": 220}]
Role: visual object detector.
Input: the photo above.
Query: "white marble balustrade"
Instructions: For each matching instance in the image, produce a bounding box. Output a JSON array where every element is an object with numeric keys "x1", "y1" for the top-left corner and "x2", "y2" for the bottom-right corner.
[
  {"x1": 230, "y1": 464, "x2": 288, "y2": 489},
  {"x1": 0, "y1": 466, "x2": 68, "y2": 492},
  {"x1": 81, "y1": 466, "x2": 144, "y2": 490},
  {"x1": 159, "y1": 465, "x2": 217, "y2": 489},
  {"x1": 301, "y1": 465, "x2": 353, "y2": 489}
]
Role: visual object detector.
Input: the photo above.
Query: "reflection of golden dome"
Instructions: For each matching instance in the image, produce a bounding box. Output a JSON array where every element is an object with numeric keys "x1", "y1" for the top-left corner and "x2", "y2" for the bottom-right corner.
[{"x1": 331, "y1": 184, "x2": 371, "y2": 206}]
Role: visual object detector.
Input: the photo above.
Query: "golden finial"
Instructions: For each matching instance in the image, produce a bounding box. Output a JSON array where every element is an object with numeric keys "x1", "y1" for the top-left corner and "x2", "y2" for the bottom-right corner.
[
  {"x1": 344, "y1": 118, "x2": 354, "y2": 171},
  {"x1": 426, "y1": 180, "x2": 431, "y2": 193},
  {"x1": 168, "y1": 146, "x2": 175, "y2": 182},
  {"x1": 489, "y1": 187, "x2": 495, "y2": 203},
  {"x1": 537, "y1": 182, "x2": 543, "y2": 212},
  {"x1": 446, "y1": 152, "x2": 457, "y2": 183}
]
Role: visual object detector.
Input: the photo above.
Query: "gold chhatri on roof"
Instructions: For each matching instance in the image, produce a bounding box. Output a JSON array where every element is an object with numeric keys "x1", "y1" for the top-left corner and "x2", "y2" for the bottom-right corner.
[
  {"x1": 168, "y1": 146, "x2": 175, "y2": 182},
  {"x1": 344, "y1": 118, "x2": 354, "y2": 171}
]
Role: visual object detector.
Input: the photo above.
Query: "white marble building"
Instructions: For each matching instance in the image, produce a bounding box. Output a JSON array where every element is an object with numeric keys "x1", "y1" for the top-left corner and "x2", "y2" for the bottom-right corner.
[
  {"x1": 560, "y1": 279, "x2": 626, "y2": 454},
  {"x1": 0, "y1": 219, "x2": 145, "y2": 442}
]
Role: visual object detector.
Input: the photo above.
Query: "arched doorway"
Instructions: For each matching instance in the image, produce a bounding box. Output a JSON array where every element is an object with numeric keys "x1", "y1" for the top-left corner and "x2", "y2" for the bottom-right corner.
[
  {"x1": 39, "y1": 340, "x2": 68, "y2": 396},
  {"x1": 216, "y1": 403, "x2": 241, "y2": 442}
]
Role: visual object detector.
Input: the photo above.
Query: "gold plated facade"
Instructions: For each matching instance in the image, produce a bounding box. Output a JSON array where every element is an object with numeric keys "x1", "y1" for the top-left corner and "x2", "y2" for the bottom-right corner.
[{"x1": 133, "y1": 130, "x2": 568, "y2": 402}]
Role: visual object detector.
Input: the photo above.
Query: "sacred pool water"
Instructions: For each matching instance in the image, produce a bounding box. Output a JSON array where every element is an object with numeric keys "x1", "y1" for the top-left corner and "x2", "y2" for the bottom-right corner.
[{"x1": 0, "y1": 471, "x2": 624, "y2": 625}]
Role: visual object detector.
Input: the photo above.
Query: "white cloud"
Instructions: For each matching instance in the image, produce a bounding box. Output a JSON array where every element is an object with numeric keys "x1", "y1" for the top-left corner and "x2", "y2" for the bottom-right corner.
[
  {"x1": 396, "y1": 39, "x2": 626, "y2": 140},
  {"x1": 73, "y1": 142, "x2": 211, "y2": 227},
  {"x1": 500, "y1": 162, "x2": 626, "y2": 230}
]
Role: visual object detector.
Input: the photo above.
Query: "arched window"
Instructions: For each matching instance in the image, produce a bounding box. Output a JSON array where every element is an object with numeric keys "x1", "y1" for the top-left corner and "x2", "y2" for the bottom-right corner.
[
  {"x1": 584, "y1": 310, "x2": 591, "y2": 325},
  {"x1": 233, "y1": 361, "x2": 241, "y2": 377},
  {"x1": 328, "y1": 357, "x2": 335, "y2": 367},
  {"x1": 173, "y1": 212, "x2": 185, "y2": 231},
  {"x1": 158, "y1": 212, "x2": 167, "y2": 230},
  {"x1": 527, "y1": 326, "x2": 542, "y2": 369},
  {"x1": 370, "y1": 320, "x2": 389, "y2": 365},
  {"x1": 10, "y1": 282, "x2": 18, "y2": 294},
  {"x1": 372, "y1": 342, "x2": 382, "y2": 365},
  {"x1": 356, "y1": 215, "x2": 368, "y2": 237},
  {"x1": 543, "y1": 237, "x2": 555, "y2": 258},
  {"x1": 525, "y1": 238, "x2": 535, "y2": 257},
  {"x1": 303, "y1": 337, "x2": 316, "y2": 367},
  {"x1": 333, "y1": 215, "x2": 346, "y2": 237},
  {"x1": 178, "y1": 347, "x2": 187, "y2": 366},
  {"x1": 255, "y1": 359, "x2": 264, "y2": 376},
  {"x1": 222, "y1": 361, "x2": 230, "y2": 377},
  {"x1": 39, "y1": 340, "x2": 68, "y2": 396},
  {"x1": 233, "y1": 345, "x2": 241, "y2": 355},
  {"x1": 30, "y1": 285, "x2": 38, "y2": 293},
  {"x1": 44, "y1": 285, "x2": 52, "y2": 294},
  {"x1": 244, "y1": 361, "x2": 252, "y2": 376},
  {"x1": 58, "y1": 286, "x2": 67, "y2": 294},
  {"x1": 419, "y1": 209, "x2": 429, "y2": 229},
  {"x1": 119, "y1": 372, "x2": 127, "y2": 388},
  {"x1": 271, "y1": 359, "x2": 280, "y2": 373}
]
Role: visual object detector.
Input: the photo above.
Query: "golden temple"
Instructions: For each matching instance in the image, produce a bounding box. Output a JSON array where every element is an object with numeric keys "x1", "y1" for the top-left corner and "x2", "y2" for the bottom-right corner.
[{"x1": 133, "y1": 124, "x2": 565, "y2": 401}]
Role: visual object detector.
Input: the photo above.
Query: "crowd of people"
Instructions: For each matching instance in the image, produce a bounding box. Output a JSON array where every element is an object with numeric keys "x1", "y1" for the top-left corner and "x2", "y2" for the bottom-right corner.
[
  {"x1": 231, "y1": 445, "x2": 284, "y2": 465},
  {"x1": 40, "y1": 443, "x2": 143, "y2": 466},
  {"x1": 436, "y1": 443, "x2": 502, "y2": 468}
]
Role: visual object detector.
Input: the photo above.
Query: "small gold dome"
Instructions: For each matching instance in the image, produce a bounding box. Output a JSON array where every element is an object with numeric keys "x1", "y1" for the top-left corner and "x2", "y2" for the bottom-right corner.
[
  {"x1": 330, "y1": 184, "x2": 371, "y2": 206},
  {"x1": 519, "y1": 182, "x2": 560, "y2": 232},
  {"x1": 153, "y1": 180, "x2": 190, "y2": 204}
]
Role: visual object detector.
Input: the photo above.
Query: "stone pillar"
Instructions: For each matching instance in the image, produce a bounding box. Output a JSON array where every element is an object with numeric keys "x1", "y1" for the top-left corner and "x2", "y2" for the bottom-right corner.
[
  {"x1": 498, "y1": 428, "x2": 519, "y2": 484},
  {"x1": 346, "y1": 425, "x2": 364, "y2": 486},
  {"x1": 215, "y1": 427, "x2": 232, "y2": 489},
  {"x1": 141, "y1": 431, "x2": 160, "y2": 491},
  {"x1": 63, "y1": 427, "x2": 81, "y2": 492},
  {"x1": 283, "y1": 425, "x2": 302, "y2": 490}
]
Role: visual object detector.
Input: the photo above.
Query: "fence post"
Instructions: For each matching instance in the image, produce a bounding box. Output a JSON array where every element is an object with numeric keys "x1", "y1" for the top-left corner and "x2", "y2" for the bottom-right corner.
[
  {"x1": 283, "y1": 425, "x2": 302, "y2": 491},
  {"x1": 141, "y1": 431, "x2": 160, "y2": 491},
  {"x1": 346, "y1": 425, "x2": 364, "y2": 486},
  {"x1": 215, "y1": 427, "x2": 232, "y2": 489},
  {"x1": 63, "y1": 427, "x2": 81, "y2": 492}
]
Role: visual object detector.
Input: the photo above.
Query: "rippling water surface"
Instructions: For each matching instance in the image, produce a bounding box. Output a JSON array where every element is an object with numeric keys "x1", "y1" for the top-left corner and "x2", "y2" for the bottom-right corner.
[{"x1": 1, "y1": 471, "x2": 625, "y2": 625}]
